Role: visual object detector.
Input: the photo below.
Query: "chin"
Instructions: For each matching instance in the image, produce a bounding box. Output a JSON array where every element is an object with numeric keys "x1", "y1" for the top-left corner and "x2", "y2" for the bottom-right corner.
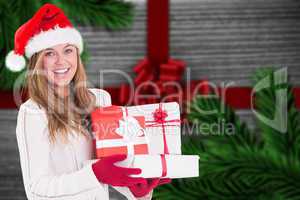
[{"x1": 53, "y1": 79, "x2": 72, "y2": 87}]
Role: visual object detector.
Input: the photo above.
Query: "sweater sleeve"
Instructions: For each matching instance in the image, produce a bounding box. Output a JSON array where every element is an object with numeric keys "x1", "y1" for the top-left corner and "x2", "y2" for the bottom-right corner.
[{"x1": 16, "y1": 103, "x2": 109, "y2": 200}]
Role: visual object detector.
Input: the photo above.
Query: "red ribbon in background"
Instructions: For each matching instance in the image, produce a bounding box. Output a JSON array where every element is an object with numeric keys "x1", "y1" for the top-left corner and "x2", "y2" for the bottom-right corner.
[
  {"x1": 132, "y1": 0, "x2": 186, "y2": 101},
  {"x1": 5, "y1": 83, "x2": 300, "y2": 110}
]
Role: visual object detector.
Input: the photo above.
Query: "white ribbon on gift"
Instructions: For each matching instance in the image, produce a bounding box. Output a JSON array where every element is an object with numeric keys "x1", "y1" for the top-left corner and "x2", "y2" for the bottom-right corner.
[{"x1": 97, "y1": 107, "x2": 146, "y2": 155}]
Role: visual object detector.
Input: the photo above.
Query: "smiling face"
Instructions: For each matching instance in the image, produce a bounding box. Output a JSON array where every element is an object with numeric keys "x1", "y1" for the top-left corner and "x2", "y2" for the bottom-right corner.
[{"x1": 42, "y1": 43, "x2": 78, "y2": 87}]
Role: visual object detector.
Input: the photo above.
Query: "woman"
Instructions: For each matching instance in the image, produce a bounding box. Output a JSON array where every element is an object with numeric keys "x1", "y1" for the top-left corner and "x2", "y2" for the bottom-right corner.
[{"x1": 8, "y1": 3, "x2": 170, "y2": 200}]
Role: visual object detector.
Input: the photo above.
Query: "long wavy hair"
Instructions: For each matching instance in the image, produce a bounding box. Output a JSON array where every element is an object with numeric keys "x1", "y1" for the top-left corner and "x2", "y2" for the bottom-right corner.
[{"x1": 25, "y1": 47, "x2": 96, "y2": 145}]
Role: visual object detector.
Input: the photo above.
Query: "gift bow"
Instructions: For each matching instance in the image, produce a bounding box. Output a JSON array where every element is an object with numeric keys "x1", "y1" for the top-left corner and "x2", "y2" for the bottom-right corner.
[
  {"x1": 153, "y1": 107, "x2": 168, "y2": 123},
  {"x1": 115, "y1": 116, "x2": 144, "y2": 143}
]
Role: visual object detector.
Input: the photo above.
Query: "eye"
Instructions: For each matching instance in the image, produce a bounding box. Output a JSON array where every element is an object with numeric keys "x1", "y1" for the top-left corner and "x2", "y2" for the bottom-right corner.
[
  {"x1": 45, "y1": 51, "x2": 55, "y2": 57},
  {"x1": 65, "y1": 48, "x2": 73, "y2": 54}
]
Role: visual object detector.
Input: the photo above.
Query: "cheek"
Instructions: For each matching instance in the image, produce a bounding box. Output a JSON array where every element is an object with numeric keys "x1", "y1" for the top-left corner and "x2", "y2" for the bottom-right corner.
[
  {"x1": 43, "y1": 56, "x2": 56, "y2": 69},
  {"x1": 69, "y1": 53, "x2": 78, "y2": 66},
  {"x1": 66, "y1": 55, "x2": 78, "y2": 75},
  {"x1": 43, "y1": 58, "x2": 55, "y2": 80}
]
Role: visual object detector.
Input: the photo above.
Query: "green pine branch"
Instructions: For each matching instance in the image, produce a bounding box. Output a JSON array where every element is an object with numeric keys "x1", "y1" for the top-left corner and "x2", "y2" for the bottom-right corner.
[
  {"x1": 187, "y1": 91, "x2": 263, "y2": 155},
  {"x1": 56, "y1": 0, "x2": 134, "y2": 29},
  {"x1": 0, "y1": 1, "x2": 25, "y2": 90},
  {"x1": 253, "y1": 68, "x2": 300, "y2": 168},
  {"x1": 154, "y1": 68, "x2": 300, "y2": 200},
  {"x1": 9, "y1": 0, "x2": 41, "y2": 22}
]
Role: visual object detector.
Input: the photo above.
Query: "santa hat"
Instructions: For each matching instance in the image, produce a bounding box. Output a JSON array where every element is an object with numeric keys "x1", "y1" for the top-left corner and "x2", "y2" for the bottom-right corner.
[{"x1": 5, "y1": 3, "x2": 83, "y2": 72}]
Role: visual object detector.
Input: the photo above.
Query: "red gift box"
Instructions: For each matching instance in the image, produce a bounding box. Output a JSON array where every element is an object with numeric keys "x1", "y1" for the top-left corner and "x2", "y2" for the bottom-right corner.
[{"x1": 91, "y1": 106, "x2": 149, "y2": 158}]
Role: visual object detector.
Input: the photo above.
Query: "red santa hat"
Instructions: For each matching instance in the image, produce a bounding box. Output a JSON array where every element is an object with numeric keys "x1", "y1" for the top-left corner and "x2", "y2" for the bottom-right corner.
[{"x1": 5, "y1": 3, "x2": 83, "y2": 72}]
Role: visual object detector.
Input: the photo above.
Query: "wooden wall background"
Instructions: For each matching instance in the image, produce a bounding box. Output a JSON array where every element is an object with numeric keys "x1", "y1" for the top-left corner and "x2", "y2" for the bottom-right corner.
[{"x1": 0, "y1": 0, "x2": 299, "y2": 199}]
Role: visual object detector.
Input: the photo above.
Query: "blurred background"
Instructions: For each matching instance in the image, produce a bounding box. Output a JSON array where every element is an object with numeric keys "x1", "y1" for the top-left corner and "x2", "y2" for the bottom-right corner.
[{"x1": 1, "y1": 0, "x2": 300, "y2": 199}]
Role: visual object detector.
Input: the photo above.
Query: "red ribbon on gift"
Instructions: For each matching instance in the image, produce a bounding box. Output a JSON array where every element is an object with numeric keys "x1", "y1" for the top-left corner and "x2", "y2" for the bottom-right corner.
[{"x1": 145, "y1": 103, "x2": 181, "y2": 177}]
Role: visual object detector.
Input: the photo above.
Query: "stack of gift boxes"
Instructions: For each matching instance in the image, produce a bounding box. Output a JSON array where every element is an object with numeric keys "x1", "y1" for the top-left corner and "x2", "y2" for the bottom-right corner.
[{"x1": 90, "y1": 102, "x2": 199, "y2": 178}]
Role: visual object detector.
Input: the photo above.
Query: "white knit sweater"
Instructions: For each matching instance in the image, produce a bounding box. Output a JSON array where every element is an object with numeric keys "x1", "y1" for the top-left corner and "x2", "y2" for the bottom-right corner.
[{"x1": 15, "y1": 88, "x2": 152, "y2": 200}]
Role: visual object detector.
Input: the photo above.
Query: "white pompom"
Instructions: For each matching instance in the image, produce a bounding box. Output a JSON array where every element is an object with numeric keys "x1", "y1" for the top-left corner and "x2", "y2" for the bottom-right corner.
[{"x1": 5, "y1": 51, "x2": 26, "y2": 72}]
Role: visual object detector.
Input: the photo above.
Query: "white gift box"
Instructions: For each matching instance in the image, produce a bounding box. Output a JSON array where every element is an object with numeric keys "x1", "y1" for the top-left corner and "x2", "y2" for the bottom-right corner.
[
  {"x1": 85, "y1": 154, "x2": 199, "y2": 178},
  {"x1": 125, "y1": 102, "x2": 181, "y2": 155}
]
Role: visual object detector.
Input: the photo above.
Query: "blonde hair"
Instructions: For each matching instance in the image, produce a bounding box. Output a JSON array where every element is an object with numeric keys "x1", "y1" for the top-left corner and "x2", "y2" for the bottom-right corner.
[{"x1": 25, "y1": 48, "x2": 96, "y2": 145}]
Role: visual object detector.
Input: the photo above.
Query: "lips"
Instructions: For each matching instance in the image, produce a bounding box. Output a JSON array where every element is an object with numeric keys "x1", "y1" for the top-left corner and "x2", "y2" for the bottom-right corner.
[{"x1": 53, "y1": 68, "x2": 70, "y2": 75}]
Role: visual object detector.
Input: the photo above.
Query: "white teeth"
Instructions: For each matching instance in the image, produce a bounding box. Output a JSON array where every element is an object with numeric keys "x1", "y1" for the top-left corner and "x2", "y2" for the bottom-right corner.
[{"x1": 54, "y1": 68, "x2": 69, "y2": 74}]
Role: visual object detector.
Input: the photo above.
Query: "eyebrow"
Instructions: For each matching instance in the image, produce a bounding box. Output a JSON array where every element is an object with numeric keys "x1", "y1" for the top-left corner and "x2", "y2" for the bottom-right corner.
[
  {"x1": 45, "y1": 48, "x2": 54, "y2": 51},
  {"x1": 64, "y1": 44, "x2": 74, "y2": 49}
]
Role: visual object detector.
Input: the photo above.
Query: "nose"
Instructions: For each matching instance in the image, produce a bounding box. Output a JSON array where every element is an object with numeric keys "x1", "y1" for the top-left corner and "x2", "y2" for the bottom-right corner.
[{"x1": 55, "y1": 53, "x2": 65, "y2": 65}]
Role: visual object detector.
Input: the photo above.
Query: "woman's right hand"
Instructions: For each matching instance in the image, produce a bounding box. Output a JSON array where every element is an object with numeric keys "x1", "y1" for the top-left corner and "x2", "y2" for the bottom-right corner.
[{"x1": 92, "y1": 154, "x2": 146, "y2": 187}]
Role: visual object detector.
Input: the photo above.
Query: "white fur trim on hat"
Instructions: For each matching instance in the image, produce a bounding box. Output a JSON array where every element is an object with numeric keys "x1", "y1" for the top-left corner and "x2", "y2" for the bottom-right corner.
[
  {"x1": 5, "y1": 51, "x2": 26, "y2": 72},
  {"x1": 25, "y1": 25, "x2": 83, "y2": 58}
]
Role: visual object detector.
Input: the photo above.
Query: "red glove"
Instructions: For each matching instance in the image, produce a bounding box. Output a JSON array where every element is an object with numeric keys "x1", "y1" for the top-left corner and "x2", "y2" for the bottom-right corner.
[
  {"x1": 128, "y1": 178, "x2": 172, "y2": 198},
  {"x1": 92, "y1": 154, "x2": 145, "y2": 187}
]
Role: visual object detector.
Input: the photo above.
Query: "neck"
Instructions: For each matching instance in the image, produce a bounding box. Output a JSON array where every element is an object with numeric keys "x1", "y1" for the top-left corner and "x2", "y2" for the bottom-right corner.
[{"x1": 55, "y1": 86, "x2": 70, "y2": 98}]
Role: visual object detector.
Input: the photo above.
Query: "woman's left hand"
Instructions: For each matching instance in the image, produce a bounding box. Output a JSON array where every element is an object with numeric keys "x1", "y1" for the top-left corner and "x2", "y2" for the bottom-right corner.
[{"x1": 128, "y1": 178, "x2": 171, "y2": 198}]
